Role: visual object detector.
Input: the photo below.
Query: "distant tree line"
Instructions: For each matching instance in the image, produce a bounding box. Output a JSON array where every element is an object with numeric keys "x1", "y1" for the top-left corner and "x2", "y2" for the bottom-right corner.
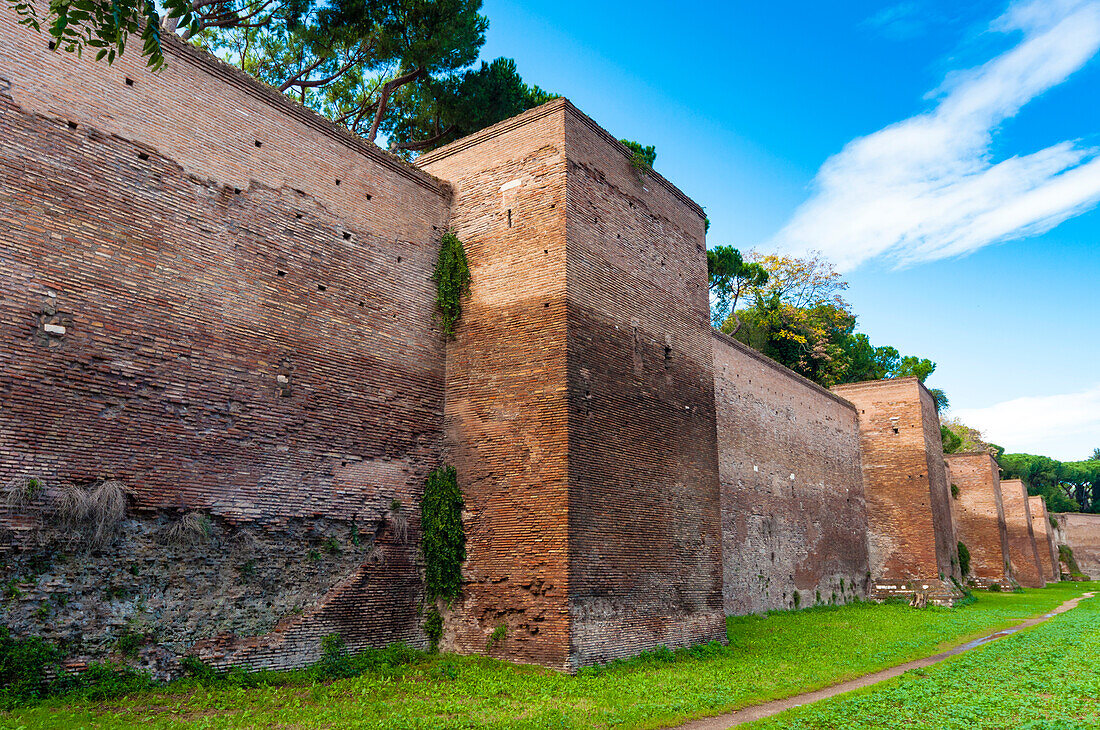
[{"x1": 998, "y1": 452, "x2": 1100, "y2": 514}]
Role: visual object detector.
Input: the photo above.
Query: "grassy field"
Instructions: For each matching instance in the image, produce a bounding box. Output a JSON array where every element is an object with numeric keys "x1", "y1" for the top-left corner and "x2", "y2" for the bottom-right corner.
[
  {"x1": 3, "y1": 582, "x2": 1096, "y2": 729},
  {"x1": 750, "y1": 588, "x2": 1100, "y2": 729}
]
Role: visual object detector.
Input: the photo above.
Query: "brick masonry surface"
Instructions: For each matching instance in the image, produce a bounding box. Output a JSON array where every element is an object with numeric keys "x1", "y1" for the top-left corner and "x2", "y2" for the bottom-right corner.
[
  {"x1": 418, "y1": 100, "x2": 726, "y2": 670},
  {"x1": 0, "y1": 11, "x2": 449, "y2": 669},
  {"x1": 1, "y1": 9, "x2": 990, "y2": 676},
  {"x1": 945, "y1": 453, "x2": 1012, "y2": 588},
  {"x1": 1001, "y1": 480, "x2": 1046, "y2": 588},
  {"x1": 1055, "y1": 513, "x2": 1100, "y2": 578},
  {"x1": 1028, "y1": 497, "x2": 1060, "y2": 582},
  {"x1": 713, "y1": 331, "x2": 869, "y2": 614},
  {"x1": 830, "y1": 379, "x2": 963, "y2": 605}
]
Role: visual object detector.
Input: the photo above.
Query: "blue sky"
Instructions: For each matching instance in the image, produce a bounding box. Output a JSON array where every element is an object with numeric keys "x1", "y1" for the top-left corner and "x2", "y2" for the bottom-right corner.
[{"x1": 478, "y1": 0, "x2": 1100, "y2": 461}]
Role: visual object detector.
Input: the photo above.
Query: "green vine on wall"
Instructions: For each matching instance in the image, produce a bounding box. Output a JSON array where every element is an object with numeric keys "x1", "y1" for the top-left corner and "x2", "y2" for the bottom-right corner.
[
  {"x1": 957, "y1": 541, "x2": 971, "y2": 577},
  {"x1": 421, "y1": 465, "x2": 466, "y2": 602},
  {"x1": 432, "y1": 230, "x2": 471, "y2": 338}
]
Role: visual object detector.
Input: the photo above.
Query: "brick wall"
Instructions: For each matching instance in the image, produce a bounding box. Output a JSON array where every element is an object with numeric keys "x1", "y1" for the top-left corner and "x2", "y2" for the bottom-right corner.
[
  {"x1": 560, "y1": 106, "x2": 724, "y2": 666},
  {"x1": 831, "y1": 378, "x2": 962, "y2": 604},
  {"x1": 945, "y1": 453, "x2": 1011, "y2": 588},
  {"x1": 1028, "y1": 497, "x2": 1059, "y2": 582},
  {"x1": 417, "y1": 102, "x2": 572, "y2": 669},
  {"x1": 0, "y1": 12, "x2": 449, "y2": 668},
  {"x1": 1055, "y1": 513, "x2": 1100, "y2": 578},
  {"x1": 1000, "y1": 480, "x2": 1045, "y2": 588},
  {"x1": 713, "y1": 331, "x2": 868, "y2": 613},
  {"x1": 418, "y1": 99, "x2": 725, "y2": 670}
]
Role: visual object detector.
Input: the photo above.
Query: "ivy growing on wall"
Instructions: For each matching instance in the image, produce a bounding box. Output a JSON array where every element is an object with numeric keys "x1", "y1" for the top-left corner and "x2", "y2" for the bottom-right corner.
[
  {"x1": 957, "y1": 541, "x2": 971, "y2": 577},
  {"x1": 432, "y1": 230, "x2": 471, "y2": 338},
  {"x1": 421, "y1": 465, "x2": 466, "y2": 602}
]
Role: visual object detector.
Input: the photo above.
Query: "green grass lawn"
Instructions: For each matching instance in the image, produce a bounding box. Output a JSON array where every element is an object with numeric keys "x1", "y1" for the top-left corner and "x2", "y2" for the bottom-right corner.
[
  {"x1": 4, "y1": 582, "x2": 1096, "y2": 729},
  {"x1": 749, "y1": 588, "x2": 1100, "y2": 729}
]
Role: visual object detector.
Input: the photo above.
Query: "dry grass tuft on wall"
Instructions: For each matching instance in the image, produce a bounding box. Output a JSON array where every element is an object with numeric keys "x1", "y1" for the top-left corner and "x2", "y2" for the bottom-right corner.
[
  {"x1": 165, "y1": 512, "x2": 212, "y2": 546},
  {"x1": 56, "y1": 480, "x2": 128, "y2": 547}
]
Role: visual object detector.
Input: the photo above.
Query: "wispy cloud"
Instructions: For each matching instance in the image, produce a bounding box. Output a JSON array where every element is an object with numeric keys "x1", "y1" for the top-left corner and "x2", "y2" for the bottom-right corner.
[
  {"x1": 863, "y1": 2, "x2": 929, "y2": 40},
  {"x1": 771, "y1": 0, "x2": 1100, "y2": 271},
  {"x1": 954, "y1": 384, "x2": 1100, "y2": 461}
]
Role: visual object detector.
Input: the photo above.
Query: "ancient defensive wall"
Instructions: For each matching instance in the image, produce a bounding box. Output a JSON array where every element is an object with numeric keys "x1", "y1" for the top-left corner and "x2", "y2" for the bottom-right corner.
[
  {"x1": 712, "y1": 331, "x2": 869, "y2": 614},
  {"x1": 0, "y1": 10, "x2": 454, "y2": 675},
  {"x1": 831, "y1": 378, "x2": 963, "y2": 606},
  {"x1": 1, "y1": 6, "x2": 1034, "y2": 677},
  {"x1": 417, "y1": 100, "x2": 725, "y2": 669},
  {"x1": 1028, "y1": 497, "x2": 1060, "y2": 583},
  {"x1": 1054, "y1": 513, "x2": 1100, "y2": 578},
  {"x1": 1001, "y1": 480, "x2": 1045, "y2": 588},
  {"x1": 945, "y1": 453, "x2": 1012, "y2": 589}
]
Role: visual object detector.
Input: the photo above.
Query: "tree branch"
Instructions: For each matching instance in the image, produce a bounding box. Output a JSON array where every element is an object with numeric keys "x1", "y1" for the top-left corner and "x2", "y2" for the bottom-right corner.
[
  {"x1": 366, "y1": 66, "x2": 424, "y2": 144},
  {"x1": 393, "y1": 124, "x2": 456, "y2": 152}
]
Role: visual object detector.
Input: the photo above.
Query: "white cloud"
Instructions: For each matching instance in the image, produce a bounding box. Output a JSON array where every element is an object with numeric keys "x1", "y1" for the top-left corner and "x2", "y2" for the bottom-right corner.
[
  {"x1": 770, "y1": 0, "x2": 1100, "y2": 271},
  {"x1": 953, "y1": 384, "x2": 1100, "y2": 461}
]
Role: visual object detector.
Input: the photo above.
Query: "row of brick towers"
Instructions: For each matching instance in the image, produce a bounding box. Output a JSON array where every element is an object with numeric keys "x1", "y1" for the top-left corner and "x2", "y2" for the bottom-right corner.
[{"x1": 0, "y1": 11, "x2": 1062, "y2": 674}]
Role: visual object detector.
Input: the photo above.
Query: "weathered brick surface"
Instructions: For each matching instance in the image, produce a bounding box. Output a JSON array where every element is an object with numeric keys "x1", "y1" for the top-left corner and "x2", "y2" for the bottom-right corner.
[
  {"x1": 561, "y1": 108, "x2": 724, "y2": 665},
  {"x1": 417, "y1": 103, "x2": 572, "y2": 669},
  {"x1": 831, "y1": 379, "x2": 962, "y2": 605},
  {"x1": 0, "y1": 12, "x2": 449, "y2": 668},
  {"x1": 713, "y1": 331, "x2": 869, "y2": 613},
  {"x1": 944, "y1": 453, "x2": 1012, "y2": 588},
  {"x1": 419, "y1": 100, "x2": 725, "y2": 670},
  {"x1": 1028, "y1": 497, "x2": 1059, "y2": 582},
  {"x1": 1055, "y1": 513, "x2": 1100, "y2": 578},
  {"x1": 1000, "y1": 480, "x2": 1045, "y2": 588}
]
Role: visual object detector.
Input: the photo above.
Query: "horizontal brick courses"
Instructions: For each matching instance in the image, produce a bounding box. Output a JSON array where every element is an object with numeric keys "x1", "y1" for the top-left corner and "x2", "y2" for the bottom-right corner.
[
  {"x1": 1001, "y1": 480, "x2": 1045, "y2": 588},
  {"x1": 1028, "y1": 497, "x2": 1059, "y2": 582},
  {"x1": 945, "y1": 453, "x2": 1012, "y2": 588},
  {"x1": 831, "y1": 378, "x2": 963, "y2": 605},
  {"x1": 713, "y1": 331, "x2": 869, "y2": 614}
]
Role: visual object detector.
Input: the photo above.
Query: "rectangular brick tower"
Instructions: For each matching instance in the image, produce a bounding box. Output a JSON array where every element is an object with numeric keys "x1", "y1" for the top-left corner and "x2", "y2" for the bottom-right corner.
[
  {"x1": 417, "y1": 99, "x2": 725, "y2": 670},
  {"x1": 831, "y1": 378, "x2": 963, "y2": 605},
  {"x1": 1028, "y1": 497, "x2": 1060, "y2": 582},
  {"x1": 1001, "y1": 480, "x2": 1046, "y2": 588},
  {"x1": 944, "y1": 453, "x2": 1012, "y2": 589}
]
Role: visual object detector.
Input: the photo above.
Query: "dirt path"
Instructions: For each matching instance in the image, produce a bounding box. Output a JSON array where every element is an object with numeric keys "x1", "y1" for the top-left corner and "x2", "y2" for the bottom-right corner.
[{"x1": 675, "y1": 591, "x2": 1096, "y2": 730}]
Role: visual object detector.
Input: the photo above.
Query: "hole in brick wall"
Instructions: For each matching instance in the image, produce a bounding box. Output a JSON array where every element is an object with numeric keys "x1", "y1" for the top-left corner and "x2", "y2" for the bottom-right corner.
[
  {"x1": 234, "y1": 188, "x2": 241, "y2": 195},
  {"x1": 67, "y1": 121, "x2": 77, "y2": 130},
  {"x1": 317, "y1": 284, "x2": 326, "y2": 291},
  {"x1": 295, "y1": 213, "x2": 303, "y2": 219},
  {"x1": 255, "y1": 140, "x2": 262, "y2": 147},
  {"x1": 48, "y1": 41, "x2": 56, "y2": 50},
  {"x1": 544, "y1": 249, "x2": 548, "y2": 254},
  {"x1": 138, "y1": 152, "x2": 149, "y2": 161},
  {"x1": 397, "y1": 256, "x2": 402, "y2": 263},
  {"x1": 544, "y1": 302, "x2": 549, "y2": 308},
  {"x1": 893, "y1": 427, "x2": 899, "y2": 434},
  {"x1": 125, "y1": 77, "x2": 134, "y2": 86},
  {"x1": 277, "y1": 270, "x2": 286, "y2": 276},
  {"x1": 664, "y1": 345, "x2": 673, "y2": 367},
  {"x1": 507, "y1": 209, "x2": 512, "y2": 227},
  {"x1": 335, "y1": 179, "x2": 341, "y2": 186},
  {"x1": 366, "y1": 194, "x2": 372, "y2": 201},
  {"x1": 358, "y1": 301, "x2": 364, "y2": 307},
  {"x1": 343, "y1": 232, "x2": 352, "y2": 240}
]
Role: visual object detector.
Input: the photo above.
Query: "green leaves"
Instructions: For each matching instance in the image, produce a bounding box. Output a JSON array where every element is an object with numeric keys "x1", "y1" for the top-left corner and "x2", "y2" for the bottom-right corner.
[
  {"x1": 620, "y1": 138, "x2": 656, "y2": 171},
  {"x1": 432, "y1": 229, "x2": 470, "y2": 339},
  {"x1": 420, "y1": 465, "x2": 465, "y2": 603}
]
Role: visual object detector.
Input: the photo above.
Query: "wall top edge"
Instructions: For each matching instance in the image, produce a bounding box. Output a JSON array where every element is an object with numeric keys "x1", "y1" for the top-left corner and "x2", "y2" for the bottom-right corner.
[
  {"x1": 416, "y1": 98, "x2": 706, "y2": 220},
  {"x1": 156, "y1": 33, "x2": 448, "y2": 197},
  {"x1": 710, "y1": 328, "x2": 857, "y2": 412}
]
